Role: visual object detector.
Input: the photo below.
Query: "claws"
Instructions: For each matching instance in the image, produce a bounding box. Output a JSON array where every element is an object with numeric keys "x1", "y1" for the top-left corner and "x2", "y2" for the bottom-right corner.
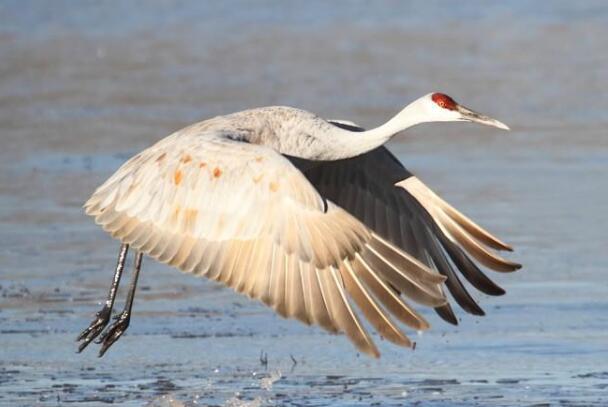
[
  {"x1": 77, "y1": 307, "x2": 132, "y2": 357},
  {"x1": 98, "y1": 311, "x2": 131, "y2": 357},
  {"x1": 77, "y1": 244, "x2": 140, "y2": 357},
  {"x1": 76, "y1": 305, "x2": 112, "y2": 353}
]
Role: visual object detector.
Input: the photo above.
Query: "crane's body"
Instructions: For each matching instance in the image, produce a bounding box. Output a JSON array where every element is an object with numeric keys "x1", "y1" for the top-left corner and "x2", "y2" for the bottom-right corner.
[
  {"x1": 77, "y1": 93, "x2": 519, "y2": 358},
  {"x1": 166, "y1": 105, "x2": 418, "y2": 161}
]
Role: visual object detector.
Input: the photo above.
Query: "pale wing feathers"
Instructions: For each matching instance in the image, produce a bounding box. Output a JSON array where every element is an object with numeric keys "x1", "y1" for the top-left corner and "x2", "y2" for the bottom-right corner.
[
  {"x1": 360, "y1": 241, "x2": 445, "y2": 307},
  {"x1": 87, "y1": 132, "x2": 359, "y2": 268},
  {"x1": 321, "y1": 266, "x2": 379, "y2": 357},
  {"x1": 340, "y1": 259, "x2": 411, "y2": 347},
  {"x1": 85, "y1": 129, "x2": 447, "y2": 357},
  {"x1": 352, "y1": 253, "x2": 430, "y2": 330},
  {"x1": 396, "y1": 177, "x2": 520, "y2": 272},
  {"x1": 303, "y1": 139, "x2": 519, "y2": 324}
]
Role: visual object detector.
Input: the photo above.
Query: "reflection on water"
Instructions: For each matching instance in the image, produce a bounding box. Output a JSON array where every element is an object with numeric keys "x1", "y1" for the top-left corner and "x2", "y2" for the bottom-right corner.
[{"x1": 1, "y1": 1, "x2": 607, "y2": 405}]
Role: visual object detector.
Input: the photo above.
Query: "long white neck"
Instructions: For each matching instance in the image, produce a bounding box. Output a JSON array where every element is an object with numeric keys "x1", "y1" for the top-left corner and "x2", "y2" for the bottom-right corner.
[{"x1": 326, "y1": 100, "x2": 428, "y2": 160}]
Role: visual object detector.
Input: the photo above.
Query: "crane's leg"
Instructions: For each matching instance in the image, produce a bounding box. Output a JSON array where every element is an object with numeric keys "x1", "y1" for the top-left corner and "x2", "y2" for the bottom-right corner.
[
  {"x1": 77, "y1": 243, "x2": 129, "y2": 352},
  {"x1": 97, "y1": 251, "x2": 143, "y2": 357}
]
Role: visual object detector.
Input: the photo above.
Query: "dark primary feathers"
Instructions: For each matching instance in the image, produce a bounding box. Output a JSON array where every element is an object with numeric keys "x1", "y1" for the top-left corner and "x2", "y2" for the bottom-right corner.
[
  {"x1": 84, "y1": 114, "x2": 520, "y2": 358},
  {"x1": 304, "y1": 121, "x2": 520, "y2": 324}
]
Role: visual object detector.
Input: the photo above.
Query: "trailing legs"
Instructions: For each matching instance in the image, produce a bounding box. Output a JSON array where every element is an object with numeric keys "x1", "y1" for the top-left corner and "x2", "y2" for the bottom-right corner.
[
  {"x1": 77, "y1": 243, "x2": 129, "y2": 352},
  {"x1": 97, "y1": 251, "x2": 143, "y2": 357},
  {"x1": 77, "y1": 244, "x2": 143, "y2": 357}
]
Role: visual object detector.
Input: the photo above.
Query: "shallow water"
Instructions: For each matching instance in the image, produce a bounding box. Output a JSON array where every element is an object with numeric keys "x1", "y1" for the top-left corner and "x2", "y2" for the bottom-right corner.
[{"x1": 1, "y1": 1, "x2": 607, "y2": 406}]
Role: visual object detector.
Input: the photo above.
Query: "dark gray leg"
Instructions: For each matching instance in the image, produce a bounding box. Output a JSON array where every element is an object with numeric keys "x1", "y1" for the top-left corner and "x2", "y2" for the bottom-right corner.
[
  {"x1": 77, "y1": 243, "x2": 129, "y2": 352},
  {"x1": 98, "y1": 251, "x2": 143, "y2": 357}
]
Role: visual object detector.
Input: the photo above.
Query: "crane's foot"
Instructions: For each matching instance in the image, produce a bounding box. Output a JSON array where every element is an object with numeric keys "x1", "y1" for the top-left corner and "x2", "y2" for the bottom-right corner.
[
  {"x1": 97, "y1": 310, "x2": 131, "y2": 357},
  {"x1": 76, "y1": 305, "x2": 112, "y2": 353}
]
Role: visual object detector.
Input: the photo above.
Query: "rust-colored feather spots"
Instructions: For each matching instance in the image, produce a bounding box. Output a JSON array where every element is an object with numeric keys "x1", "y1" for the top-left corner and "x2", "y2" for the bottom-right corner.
[
  {"x1": 213, "y1": 167, "x2": 222, "y2": 178},
  {"x1": 171, "y1": 205, "x2": 181, "y2": 223},
  {"x1": 269, "y1": 181, "x2": 279, "y2": 192},
  {"x1": 156, "y1": 152, "x2": 166, "y2": 162},
  {"x1": 180, "y1": 154, "x2": 192, "y2": 164},
  {"x1": 199, "y1": 161, "x2": 207, "y2": 169},
  {"x1": 174, "y1": 170, "x2": 183, "y2": 185},
  {"x1": 255, "y1": 156, "x2": 264, "y2": 162},
  {"x1": 182, "y1": 208, "x2": 198, "y2": 231},
  {"x1": 252, "y1": 174, "x2": 264, "y2": 184}
]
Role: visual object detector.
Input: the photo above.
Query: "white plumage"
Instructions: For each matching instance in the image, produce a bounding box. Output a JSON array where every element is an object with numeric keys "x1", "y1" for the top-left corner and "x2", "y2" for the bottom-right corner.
[{"x1": 79, "y1": 93, "x2": 519, "y2": 357}]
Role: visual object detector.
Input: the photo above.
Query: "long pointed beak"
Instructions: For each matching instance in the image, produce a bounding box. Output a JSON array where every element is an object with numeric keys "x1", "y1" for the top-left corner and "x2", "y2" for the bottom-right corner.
[{"x1": 457, "y1": 105, "x2": 510, "y2": 130}]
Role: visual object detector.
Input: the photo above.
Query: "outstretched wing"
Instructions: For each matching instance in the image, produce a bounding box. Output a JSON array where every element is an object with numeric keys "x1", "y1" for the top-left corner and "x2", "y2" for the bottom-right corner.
[
  {"x1": 304, "y1": 121, "x2": 520, "y2": 324},
  {"x1": 85, "y1": 127, "x2": 448, "y2": 357}
]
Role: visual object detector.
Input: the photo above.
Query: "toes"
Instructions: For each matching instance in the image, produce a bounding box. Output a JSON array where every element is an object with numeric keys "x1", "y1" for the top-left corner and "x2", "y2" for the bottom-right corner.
[
  {"x1": 78, "y1": 337, "x2": 93, "y2": 353},
  {"x1": 77, "y1": 308, "x2": 131, "y2": 357},
  {"x1": 94, "y1": 325, "x2": 107, "y2": 343},
  {"x1": 98, "y1": 331, "x2": 122, "y2": 357},
  {"x1": 77, "y1": 320, "x2": 99, "y2": 341},
  {"x1": 97, "y1": 314, "x2": 130, "y2": 357},
  {"x1": 95, "y1": 314, "x2": 122, "y2": 343},
  {"x1": 76, "y1": 327, "x2": 91, "y2": 342},
  {"x1": 76, "y1": 307, "x2": 112, "y2": 352},
  {"x1": 77, "y1": 322, "x2": 105, "y2": 352},
  {"x1": 98, "y1": 326, "x2": 124, "y2": 357}
]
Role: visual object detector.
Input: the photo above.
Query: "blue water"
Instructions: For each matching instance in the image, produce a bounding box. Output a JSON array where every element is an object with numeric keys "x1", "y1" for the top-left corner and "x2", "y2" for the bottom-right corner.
[{"x1": 1, "y1": 1, "x2": 607, "y2": 406}]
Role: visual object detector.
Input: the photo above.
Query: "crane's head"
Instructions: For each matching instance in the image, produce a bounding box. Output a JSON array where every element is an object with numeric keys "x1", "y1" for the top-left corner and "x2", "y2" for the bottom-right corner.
[{"x1": 416, "y1": 92, "x2": 509, "y2": 130}]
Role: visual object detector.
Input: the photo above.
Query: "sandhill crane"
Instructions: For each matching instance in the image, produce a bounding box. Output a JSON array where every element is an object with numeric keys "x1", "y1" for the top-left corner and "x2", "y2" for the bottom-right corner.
[{"x1": 77, "y1": 92, "x2": 519, "y2": 357}]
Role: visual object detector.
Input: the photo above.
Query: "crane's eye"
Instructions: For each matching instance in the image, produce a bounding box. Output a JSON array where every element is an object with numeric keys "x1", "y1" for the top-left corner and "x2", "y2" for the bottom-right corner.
[{"x1": 431, "y1": 93, "x2": 457, "y2": 111}]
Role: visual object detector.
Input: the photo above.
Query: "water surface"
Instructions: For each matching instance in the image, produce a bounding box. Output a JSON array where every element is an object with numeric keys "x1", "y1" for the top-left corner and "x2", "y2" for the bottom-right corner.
[{"x1": 1, "y1": 1, "x2": 607, "y2": 405}]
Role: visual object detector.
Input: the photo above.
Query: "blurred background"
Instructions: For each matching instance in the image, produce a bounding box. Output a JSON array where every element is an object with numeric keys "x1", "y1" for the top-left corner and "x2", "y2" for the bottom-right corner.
[{"x1": 0, "y1": 1, "x2": 607, "y2": 405}]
